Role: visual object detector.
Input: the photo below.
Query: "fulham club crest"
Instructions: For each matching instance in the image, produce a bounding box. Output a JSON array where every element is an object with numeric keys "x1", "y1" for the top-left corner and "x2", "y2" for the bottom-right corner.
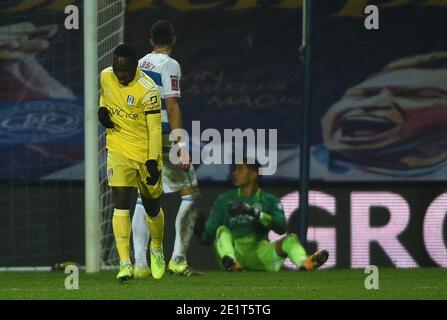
[{"x1": 127, "y1": 95, "x2": 135, "y2": 106}]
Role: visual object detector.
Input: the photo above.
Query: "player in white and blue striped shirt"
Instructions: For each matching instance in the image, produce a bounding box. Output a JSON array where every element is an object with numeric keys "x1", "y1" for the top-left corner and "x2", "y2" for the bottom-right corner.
[{"x1": 132, "y1": 20, "x2": 201, "y2": 277}]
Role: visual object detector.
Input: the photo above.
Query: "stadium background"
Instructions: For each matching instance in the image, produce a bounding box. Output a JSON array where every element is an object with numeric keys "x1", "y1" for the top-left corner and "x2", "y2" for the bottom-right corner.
[{"x1": 0, "y1": 0, "x2": 446, "y2": 270}]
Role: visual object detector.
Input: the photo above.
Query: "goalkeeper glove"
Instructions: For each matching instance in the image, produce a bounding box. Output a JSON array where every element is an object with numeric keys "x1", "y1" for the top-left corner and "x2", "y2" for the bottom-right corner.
[
  {"x1": 98, "y1": 107, "x2": 114, "y2": 128},
  {"x1": 145, "y1": 160, "x2": 160, "y2": 185},
  {"x1": 228, "y1": 200, "x2": 260, "y2": 219}
]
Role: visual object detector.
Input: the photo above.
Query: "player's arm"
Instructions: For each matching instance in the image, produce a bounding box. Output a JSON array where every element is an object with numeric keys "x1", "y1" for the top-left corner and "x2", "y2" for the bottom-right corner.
[
  {"x1": 165, "y1": 97, "x2": 182, "y2": 133},
  {"x1": 143, "y1": 89, "x2": 162, "y2": 185},
  {"x1": 228, "y1": 197, "x2": 287, "y2": 235},
  {"x1": 194, "y1": 196, "x2": 225, "y2": 245},
  {"x1": 98, "y1": 72, "x2": 114, "y2": 129},
  {"x1": 165, "y1": 97, "x2": 190, "y2": 168},
  {"x1": 162, "y1": 60, "x2": 190, "y2": 169},
  {"x1": 259, "y1": 199, "x2": 287, "y2": 235}
]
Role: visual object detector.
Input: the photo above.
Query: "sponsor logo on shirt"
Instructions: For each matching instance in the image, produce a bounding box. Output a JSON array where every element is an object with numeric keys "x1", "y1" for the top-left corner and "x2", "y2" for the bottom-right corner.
[
  {"x1": 170, "y1": 75, "x2": 179, "y2": 91},
  {"x1": 230, "y1": 214, "x2": 254, "y2": 224},
  {"x1": 109, "y1": 108, "x2": 139, "y2": 121},
  {"x1": 149, "y1": 95, "x2": 159, "y2": 110}
]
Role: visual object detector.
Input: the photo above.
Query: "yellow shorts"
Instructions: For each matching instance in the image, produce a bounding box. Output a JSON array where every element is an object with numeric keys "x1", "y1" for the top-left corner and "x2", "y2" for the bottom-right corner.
[{"x1": 107, "y1": 150, "x2": 162, "y2": 199}]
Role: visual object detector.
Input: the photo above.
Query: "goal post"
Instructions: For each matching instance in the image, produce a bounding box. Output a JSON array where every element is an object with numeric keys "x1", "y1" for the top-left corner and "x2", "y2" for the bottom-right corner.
[
  {"x1": 298, "y1": 0, "x2": 314, "y2": 249},
  {"x1": 84, "y1": 0, "x2": 100, "y2": 274},
  {"x1": 84, "y1": 0, "x2": 126, "y2": 273}
]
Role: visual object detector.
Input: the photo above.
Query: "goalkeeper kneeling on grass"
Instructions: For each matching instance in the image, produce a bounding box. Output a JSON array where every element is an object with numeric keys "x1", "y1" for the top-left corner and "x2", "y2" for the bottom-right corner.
[{"x1": 194, "y1": 157, "x2": 329, "y2": 272}]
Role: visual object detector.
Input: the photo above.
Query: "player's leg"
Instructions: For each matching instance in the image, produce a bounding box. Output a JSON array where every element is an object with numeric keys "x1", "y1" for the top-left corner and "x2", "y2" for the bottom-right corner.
[
  {"x1": 131, "y1": 197, "x2": 151, "y2": 278},
  {"x1": 140, "y1": 195, "x2": 165, "y2": 279},
  {"x1": 299, "y1": 249, "x2": 329, "y2": 271},
  {"x1": 275, "y1": 233, "x2": 329, "y2": 271},
  {"x1": 163, "y1": 157, "x2": 201, "y2": 275},
  {"x1": 275, "y1": 233, "x2": 307, "y2": 267},
  {"x1": 111, "y1": 186, "x2": 134, "y2": 281},
  {"x1": 169, "y1": 186, "x2": 201, "y2": 275},
  {"x1": 250, "y1": 240, "x2": 286, "y2": 272},
  {"x1": 141, "y1": 196, "x2": 164, "y2": 251},
  {"x1": 137, "y1": 159, "x2": 165, "y2": 280},
  {"x1": 215, "y1": 226, "x2": 243, "y2": 272},
  {"x1": 107, "y1": 151, "x2": 137, "y2": 282}
]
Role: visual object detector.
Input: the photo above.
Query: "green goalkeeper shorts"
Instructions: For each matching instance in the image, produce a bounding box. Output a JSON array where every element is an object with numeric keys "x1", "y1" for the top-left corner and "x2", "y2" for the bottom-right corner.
[{"x1": 234, "y1": 238, "x2": 286, "y2": 272}]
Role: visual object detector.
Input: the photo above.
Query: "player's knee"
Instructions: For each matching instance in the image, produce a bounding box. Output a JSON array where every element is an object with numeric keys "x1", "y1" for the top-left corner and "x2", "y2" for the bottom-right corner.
[
  {"x1": 216, "y1": 225, "x2": 231, "y2": 238},
  {"x1": 282, "y1": 233, "x2": 299, "y2": 245},
  {"x1": 112, "y1": 187, "x2": 133, "y2": 210},
  {"x1": 114, "y1": 198, "x2": 131, "y2": 210},
  {"x1": 181, "y1": 192, "x2": 201, "y2": 201},
  {"x1": 286, "y1": 233, "x2": 299, "y2": 241},
  {"x1": 181, "y1": 192, "x2": 202, "y2": 212},
  {"x1": 141, "y1": 196, "x2": 160, "y2": 217},
  {"x1": 280, "y1": 233, "x2": 300, "y2": 251},
  {"x1": 115, "y1": 201, "x2": 130, "y2": 210},
  {"x1": 180, "y1": 186, "x2": 200, "y2": 197}
]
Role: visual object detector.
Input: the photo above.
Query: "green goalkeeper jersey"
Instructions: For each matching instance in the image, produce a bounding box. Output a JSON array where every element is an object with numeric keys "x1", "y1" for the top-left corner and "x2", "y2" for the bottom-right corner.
[{"x1": 200, "y1": 188, "x2": 287, "y2": 244}]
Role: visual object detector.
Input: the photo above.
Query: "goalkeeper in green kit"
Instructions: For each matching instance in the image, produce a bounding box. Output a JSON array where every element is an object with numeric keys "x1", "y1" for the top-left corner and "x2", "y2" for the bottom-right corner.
[{"x1": 194, "y1": 158, "x2": 329, "y2": 272}]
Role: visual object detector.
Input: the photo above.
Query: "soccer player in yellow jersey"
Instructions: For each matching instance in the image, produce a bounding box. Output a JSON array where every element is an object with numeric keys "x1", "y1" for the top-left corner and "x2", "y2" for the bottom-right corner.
[{"x1": 98, "y1": 44, "x2": 165, "y2": 282}]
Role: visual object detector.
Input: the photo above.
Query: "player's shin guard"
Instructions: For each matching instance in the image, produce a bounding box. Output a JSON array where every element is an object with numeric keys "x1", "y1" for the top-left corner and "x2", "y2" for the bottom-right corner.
[
  {"x1": 282, "y1": 233, "x2": 307, "y2": 267},
  {"x1": 112, "y1": 209, "x2": 132, "y2": 264},
  {"x1": 147, "y1": 208, "x2": 164, "y2": 250},
  {"x1": 172, "y1": 193, "x2": 201, "y2": 263},
  {"x1": 215, "y1": 225, "x2": 236, "y2": 261},
  {"x1": 132, "y1": 203, "x2": 150, "y2": 268}
]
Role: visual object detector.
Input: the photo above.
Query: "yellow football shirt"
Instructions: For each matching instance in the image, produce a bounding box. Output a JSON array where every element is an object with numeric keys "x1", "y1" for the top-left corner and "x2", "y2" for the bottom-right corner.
[{"x1": 99, "y1": 67, "x2": 162, "y2": 163}]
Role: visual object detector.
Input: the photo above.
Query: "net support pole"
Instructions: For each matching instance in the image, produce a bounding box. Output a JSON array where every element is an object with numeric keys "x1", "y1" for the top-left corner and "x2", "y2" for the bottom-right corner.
[
  {"x1": 84, "y1": 0, "x2": 100, "y2": 273},
  {"x1": 299, "y1": 0, "x2": 314, "y2": 248}
]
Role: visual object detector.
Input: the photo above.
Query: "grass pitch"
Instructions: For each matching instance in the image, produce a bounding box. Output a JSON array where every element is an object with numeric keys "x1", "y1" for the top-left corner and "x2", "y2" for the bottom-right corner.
[{"x1": 1, "y1": 268, "x2": 446, "y2": 300}]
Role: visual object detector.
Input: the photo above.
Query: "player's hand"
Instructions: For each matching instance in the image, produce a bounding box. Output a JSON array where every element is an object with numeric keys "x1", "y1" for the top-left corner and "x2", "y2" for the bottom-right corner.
[
  {"x1": 145, "y1": 160, "x2": 160, "y2": 185},
  {"x1": 228, "y1": 200, "x2": 260, "y2": 218},
  {"x1": 175, "y1": 143, "x2": 191, "y2": 170},
  {"x1": 98, "y1": 107, "x2": 114, "y2": 128}
]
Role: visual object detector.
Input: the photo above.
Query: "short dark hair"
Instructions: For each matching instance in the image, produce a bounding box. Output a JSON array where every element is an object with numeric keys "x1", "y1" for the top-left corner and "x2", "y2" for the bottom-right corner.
[
  {"x1": 151, "y1": 20, "x2": 175, "y2": 46},
  {"x1": 113, "y1": 44, "x2": 137, "y2": 63}
]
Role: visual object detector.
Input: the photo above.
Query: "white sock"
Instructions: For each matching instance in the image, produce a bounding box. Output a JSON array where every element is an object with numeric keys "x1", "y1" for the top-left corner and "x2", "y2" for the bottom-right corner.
[
  {"x1": 171, "y1": 193, "x2": 201, "y2": 264},
  {"x1": 131, "y1": 201, "x2": 150, "y2": 269}
]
